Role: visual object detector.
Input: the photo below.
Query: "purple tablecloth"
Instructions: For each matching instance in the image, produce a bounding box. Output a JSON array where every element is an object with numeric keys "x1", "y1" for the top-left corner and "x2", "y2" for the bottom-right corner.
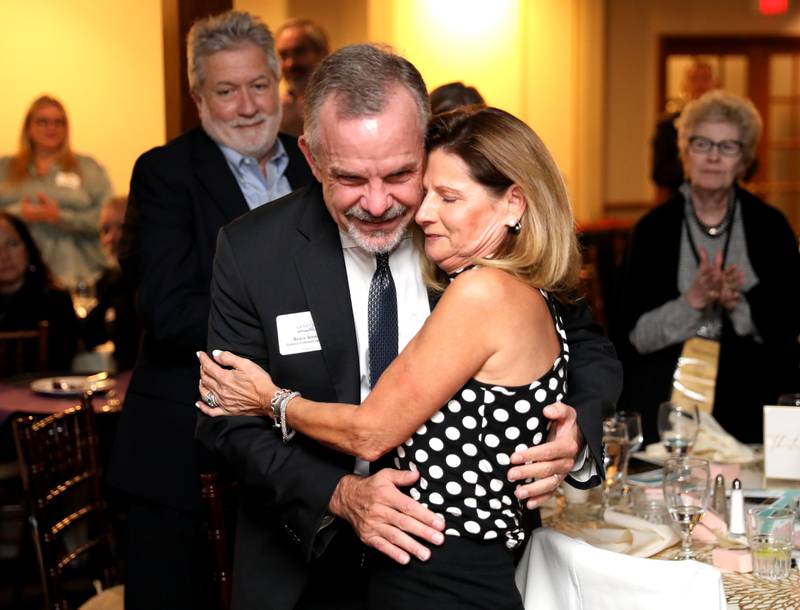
[{"x1": 0, "y1": 370, "x2": 131, "y2": 426}]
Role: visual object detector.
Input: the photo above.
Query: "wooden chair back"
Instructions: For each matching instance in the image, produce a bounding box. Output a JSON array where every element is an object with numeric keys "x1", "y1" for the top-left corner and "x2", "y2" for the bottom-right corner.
[
  {"x1": 0, "y1": 320, "x2": 49, "y2": 376},
  {"x1": 200, "y1": 471, "x2": 238, "y2": 610},
  {"x1": 13, "y1": 392, "x2": 118, "y2": 610}
]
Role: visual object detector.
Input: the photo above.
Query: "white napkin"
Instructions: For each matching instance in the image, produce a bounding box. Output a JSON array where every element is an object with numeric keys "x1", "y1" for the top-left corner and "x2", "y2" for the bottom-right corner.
[
  {"x1": 515, "y1": 528, "x2": 726, "y2": 610},
  {"x1": 577, "y1": 509, "x2": 679, "y2": 557},
  {"x1": 645, "y1": 411, "x2": 756, "y2": 463}
]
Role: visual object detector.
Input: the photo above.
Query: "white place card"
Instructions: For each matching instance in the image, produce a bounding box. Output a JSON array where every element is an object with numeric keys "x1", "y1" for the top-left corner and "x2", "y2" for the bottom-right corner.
[{"x1": 763, "y1": 405, "x2": 800, "y2": 481}]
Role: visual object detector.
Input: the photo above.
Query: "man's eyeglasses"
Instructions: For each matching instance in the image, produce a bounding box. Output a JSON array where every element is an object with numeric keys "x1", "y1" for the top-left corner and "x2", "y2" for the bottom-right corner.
[{"x1": 688, "y1": 136, "x2": 743, "y2": 157}]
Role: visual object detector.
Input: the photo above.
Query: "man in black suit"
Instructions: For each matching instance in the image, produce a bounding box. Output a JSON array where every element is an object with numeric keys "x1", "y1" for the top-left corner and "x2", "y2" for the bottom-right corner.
[
  {"x1": 107, "y1": 11, "x2": 314, "y2": 610},
  {"x1": 197, "y1": 45, "x2": 621, "y2": 609}
]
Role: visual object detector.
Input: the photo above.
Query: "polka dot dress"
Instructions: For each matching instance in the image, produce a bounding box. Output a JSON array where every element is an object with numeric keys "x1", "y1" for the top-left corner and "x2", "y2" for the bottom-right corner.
[{"x1": 393, "y1": 290, "x2": 569, "y2": 549}]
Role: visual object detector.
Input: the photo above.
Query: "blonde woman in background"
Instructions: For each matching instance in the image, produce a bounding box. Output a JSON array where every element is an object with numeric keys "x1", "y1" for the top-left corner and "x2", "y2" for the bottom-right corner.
[{"x1": 0, "y1": 95, "x2": 111, "y2": 289}]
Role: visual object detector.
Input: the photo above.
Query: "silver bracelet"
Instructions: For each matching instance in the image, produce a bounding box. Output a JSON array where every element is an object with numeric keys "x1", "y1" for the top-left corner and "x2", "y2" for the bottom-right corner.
[
  {"x1": 270, "y1": 388, "x2": 293, "y2": 429},
  {"x1": 278, "y1": 391, "x2": 300, "y2": 443}
]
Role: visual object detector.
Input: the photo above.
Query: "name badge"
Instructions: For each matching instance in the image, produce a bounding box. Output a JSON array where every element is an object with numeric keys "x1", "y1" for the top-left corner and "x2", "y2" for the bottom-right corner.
[
  {"x1": 55, "y1": 171, "x2": 82, "y2": 189},
  {"x1": 276, "y1": 311, "x2": 321, "y2": 355}
]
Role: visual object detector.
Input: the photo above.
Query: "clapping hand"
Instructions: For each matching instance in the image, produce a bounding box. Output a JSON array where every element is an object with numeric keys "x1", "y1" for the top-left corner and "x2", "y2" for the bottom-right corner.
[
  {"x1": 686, "y1": 247, "x2": 723, "y2": 309},
  {"x1": 719, "y1": 264, "x2": 744, "y2": 311}
]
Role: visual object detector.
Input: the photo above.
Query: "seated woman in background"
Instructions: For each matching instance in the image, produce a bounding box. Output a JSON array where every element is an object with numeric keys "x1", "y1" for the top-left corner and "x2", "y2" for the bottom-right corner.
[
  {"x1": 0, "y1": 211, "x2": 79, "y2": 372},
  {"x1": 616, "y1": 91, "x2": 800, "y2": 444},
  {"x1": 0, "y1": 95, "x2": 111, "y2": 289},
  {"x1": 82, "y1": 196, "x2": 141, "y2": 370},
  {"x1": 198, "y1": 107, "x2": 592, "y2": 609}
]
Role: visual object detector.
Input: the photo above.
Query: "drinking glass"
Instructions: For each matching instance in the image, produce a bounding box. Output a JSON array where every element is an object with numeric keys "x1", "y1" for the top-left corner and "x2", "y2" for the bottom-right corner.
[
  {"x1": 657, "y1": 402, "x2": 700, "y2": 456},
  {"x1": 746, "y1": 508, "x2": 795, "y2": 580},
  {"x1": 601, "y1": 417, "x2": 628, "y2": 514},
  {"x1": 71, "y1": 279, "x2": 97, "y2": 319},
  {"x1": 663, "y1": 457, "x2": 711, "y2": 560},
  {"x1": 615, "y1": 411, "x2": 643, "y2": 495}
]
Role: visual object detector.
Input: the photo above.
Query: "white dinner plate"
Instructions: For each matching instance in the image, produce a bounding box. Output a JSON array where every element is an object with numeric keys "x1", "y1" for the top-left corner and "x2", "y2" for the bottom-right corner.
[{"x1": 30, "y1": 375, "x2": 116, "y2": 396}]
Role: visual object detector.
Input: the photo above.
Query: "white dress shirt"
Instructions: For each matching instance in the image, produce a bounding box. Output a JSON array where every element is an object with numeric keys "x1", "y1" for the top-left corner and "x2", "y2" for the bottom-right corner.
[{"x1": 340, "y1": 231, "x2": 430, "y2": 474}]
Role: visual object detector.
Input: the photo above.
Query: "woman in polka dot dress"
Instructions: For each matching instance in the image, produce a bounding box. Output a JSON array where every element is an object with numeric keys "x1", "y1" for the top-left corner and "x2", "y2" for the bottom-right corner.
[{"x1": 201, "y1": 107, "x2": 583, "y2": 609}]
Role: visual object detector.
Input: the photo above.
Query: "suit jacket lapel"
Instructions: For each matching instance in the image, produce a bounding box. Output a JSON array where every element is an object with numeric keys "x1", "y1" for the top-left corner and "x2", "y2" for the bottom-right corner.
[
  {"x1": 191, "y1": 129, "x2": 249, "y2": 223},
  {"x1": 293, "y1": 187, "x2": 361, "y2": 405}
]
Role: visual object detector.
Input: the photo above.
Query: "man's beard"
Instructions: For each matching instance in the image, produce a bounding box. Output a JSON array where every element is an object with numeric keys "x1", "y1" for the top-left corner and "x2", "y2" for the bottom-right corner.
[
  {"x1": 199, "y1": 103, "x2": 282, "y2": 160},
  {"x1": 344, "y1": 204, "x2": 410, "y2": 254}
]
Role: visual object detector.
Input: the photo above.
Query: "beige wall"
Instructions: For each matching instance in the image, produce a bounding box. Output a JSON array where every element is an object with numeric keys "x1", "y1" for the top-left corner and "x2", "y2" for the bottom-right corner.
[
  {"x1": 606, "y1": 0, "x2": 800, "y2": 206},
  {"x1": 241, "y1": 0, "x2": 605, "y2": 221},
  {"x1": 236, "y1": 0, "x2": 368, "y2": 48},
  {"x1": 366, "y1": 0, "x2": 605, "y2": 222},
  {"x1": 0, "y1": 0, "x2": 165, "y2": 196}
]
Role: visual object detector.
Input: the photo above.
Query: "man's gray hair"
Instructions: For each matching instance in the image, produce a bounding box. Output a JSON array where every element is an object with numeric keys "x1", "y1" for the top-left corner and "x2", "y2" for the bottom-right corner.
[
  {"x1": 303, "y1": 44, "x2": 430, "y2": 156},
  {"x1": 187, "y1": 10, "x2": 279, "y2": 93}
]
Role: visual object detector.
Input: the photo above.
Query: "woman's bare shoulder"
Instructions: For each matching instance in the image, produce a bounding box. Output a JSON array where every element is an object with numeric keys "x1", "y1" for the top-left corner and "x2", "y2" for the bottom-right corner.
[{"x1": 439, "y1": 266, "x2": 548, "y2": 319}]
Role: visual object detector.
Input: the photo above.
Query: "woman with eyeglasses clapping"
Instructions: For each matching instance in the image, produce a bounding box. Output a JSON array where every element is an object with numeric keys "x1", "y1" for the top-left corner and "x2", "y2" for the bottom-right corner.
[{"x1": 616, "y1": 90, "x2": 800, "y2": 445}]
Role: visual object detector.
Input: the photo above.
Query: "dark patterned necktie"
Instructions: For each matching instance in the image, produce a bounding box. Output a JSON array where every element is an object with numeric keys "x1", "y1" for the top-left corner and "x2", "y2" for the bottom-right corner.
[{"x1": 368, "y1": 253, "x2": 398, "y2": 389}]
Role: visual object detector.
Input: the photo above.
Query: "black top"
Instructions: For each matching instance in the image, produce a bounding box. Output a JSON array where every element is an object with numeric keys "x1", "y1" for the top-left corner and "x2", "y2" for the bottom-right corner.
[
  {"x1": 614, "y1": 187, "x2": 800, "y2": 443},
  {"x1": 0, "y1": 281, "x2": 79, "y2": 372},
  {"x1": 393, "y1": 289, "x2": 568, "y2": 549}
]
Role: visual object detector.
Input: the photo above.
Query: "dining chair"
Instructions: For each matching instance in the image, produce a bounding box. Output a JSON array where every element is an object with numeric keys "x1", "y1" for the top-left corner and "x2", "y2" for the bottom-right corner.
[
  {"x1": 13, "y1": 391, "x2": 122, "y2": 610},
  {"x1": 200, "y1": 470, "x2": 239, "y2": 610},
  {"x1": 0, "y1": 320, "x2": 49, "y2": 376}
]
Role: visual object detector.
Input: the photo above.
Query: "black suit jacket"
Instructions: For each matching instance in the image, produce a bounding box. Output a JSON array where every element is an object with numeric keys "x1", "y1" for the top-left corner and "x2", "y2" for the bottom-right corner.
[
  {"x1": 197, "y1": 183, "x2": 620, "y2": 609},
  {"x1": 107, "y1": 128, "x2": 314, "y2": 512}
]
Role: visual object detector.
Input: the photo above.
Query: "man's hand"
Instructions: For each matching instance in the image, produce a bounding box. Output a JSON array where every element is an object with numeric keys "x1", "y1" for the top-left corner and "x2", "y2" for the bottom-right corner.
[
  {"x1": 507, "y1": 402, "x2": 584, "y2": 509},
  {"x1": 329, "y1": 469, "x2": 445, "y2": 565}
]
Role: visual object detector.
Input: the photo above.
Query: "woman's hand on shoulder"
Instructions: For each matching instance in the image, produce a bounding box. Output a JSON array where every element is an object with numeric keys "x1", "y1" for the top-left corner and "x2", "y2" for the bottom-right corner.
[{"x1": 196, "y1": 350, "x2": 275, "y2": 418}]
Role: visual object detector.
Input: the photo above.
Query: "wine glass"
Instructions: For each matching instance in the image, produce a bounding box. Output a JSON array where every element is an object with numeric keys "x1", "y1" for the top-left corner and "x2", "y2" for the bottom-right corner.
[
  {"x1": 663, "y1": 457, "x2": 711, "y2": 560},
  {"x1": 601, "y1": 417, "x2": 628, "y2": 515},
  {"x1": 616, "y1": 411, "x2": 643, "y2": 498},
  {"x1": 657, "y1": 402, "x2": 700, "y2": 456}
]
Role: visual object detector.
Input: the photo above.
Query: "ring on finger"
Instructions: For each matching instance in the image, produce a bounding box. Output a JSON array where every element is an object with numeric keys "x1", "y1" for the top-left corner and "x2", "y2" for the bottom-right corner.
[{"x1": 204, "y1": 391, "x2": 217, "y2": 408}]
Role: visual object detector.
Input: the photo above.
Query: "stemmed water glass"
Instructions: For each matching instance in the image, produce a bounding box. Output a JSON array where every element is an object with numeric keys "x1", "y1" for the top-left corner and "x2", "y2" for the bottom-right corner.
[
  {"x1": 601, "y1": 417, "x2": 628, "y2": 514},
  {"x1": 616, "y1": 411, "x2": 643, "y2": 498},
  {"x1": 663, "y1": 457, "x2": 711, "y2": 560},
  {"x1": 657, "y1": 402, "x2": 700, "y2": 456}
]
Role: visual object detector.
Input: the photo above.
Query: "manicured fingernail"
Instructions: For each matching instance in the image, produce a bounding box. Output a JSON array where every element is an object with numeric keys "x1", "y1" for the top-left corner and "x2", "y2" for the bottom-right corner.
[
  {"x1": 212, "y1": 349, "x2": 221, "y2": 358},
  {"x1": 400, "y1": 554, "x2": 410, "y2": 565},
  {"x1": 527, "y1": 499, "x2": 539, "y2": 509},
  {"x1": 196, "y1": 351, "x2": 202, "y2": 359},
  {"x1": 433, "y1": 516, "x2": 445, "y2": 528},
  {"x1": 508, "y1": 469, "x2": 518, "y2": 481},
  {"x1": 432, "y1": 532, "x2": 443, "y2": 544},
  {"x1": 418, "y1": 548, "x2": 431, "y2": 561},
  {"x1": 195, "y1": 402, "x2": 203, "y2": 409},
  {"x1": 516, "y1": 488, "x2": 528, "y2": 499}
]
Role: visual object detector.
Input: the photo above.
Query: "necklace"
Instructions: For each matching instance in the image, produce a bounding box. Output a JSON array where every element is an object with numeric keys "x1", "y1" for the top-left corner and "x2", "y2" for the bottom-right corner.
[{"x1": 691, "y1": 200, "x2": 734, "y2": 237}]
